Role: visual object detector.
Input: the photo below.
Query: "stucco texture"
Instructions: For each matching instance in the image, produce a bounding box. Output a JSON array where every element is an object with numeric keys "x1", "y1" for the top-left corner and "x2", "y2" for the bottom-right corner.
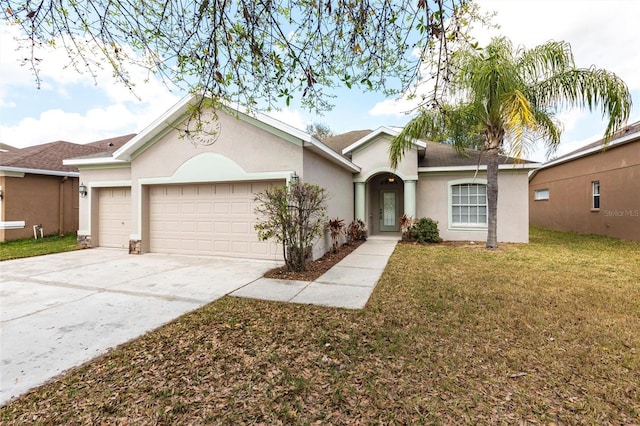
[
  {"x1": 529, "y1": 140, "x2": 640, "y2": 241},
  {"x1": 417, "y1": 170, "x2": 530, "y2": 243}
]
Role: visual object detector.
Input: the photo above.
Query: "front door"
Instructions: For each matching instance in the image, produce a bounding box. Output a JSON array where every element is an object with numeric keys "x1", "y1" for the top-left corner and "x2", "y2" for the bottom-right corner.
[{"x1": 380, "y1": 190, "x2": 399, "y2": 232}]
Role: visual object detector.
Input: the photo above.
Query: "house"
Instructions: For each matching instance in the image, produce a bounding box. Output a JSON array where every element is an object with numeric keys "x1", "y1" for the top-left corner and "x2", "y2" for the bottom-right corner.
[
  {"x1": 0, "y1": 135, "x2": 134, "y2": 241},
  {"x1": 64, "y1": 94, "x2": 538, "y2": 260},
  {"x1": 529, "y1": 121, "x2": 640, "y2": 241}
]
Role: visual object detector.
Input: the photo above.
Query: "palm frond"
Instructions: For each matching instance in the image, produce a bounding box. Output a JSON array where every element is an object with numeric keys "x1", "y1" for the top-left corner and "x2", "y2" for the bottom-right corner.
[
  {"x1": 533, "y1": 67, "x2": 631, "y2": 140},
  {"x1": 389, "y1": 110, "x2": 442, "y2": 169},
  {"x1": 531, "y1": 111, "x2": 562, "y2": 159},
  {"x1": 516, "y1": 40, "x2": 574, "y2": 83},
  {"x1": 501, "y1": 90, "x2": 538, "y2": 160}
]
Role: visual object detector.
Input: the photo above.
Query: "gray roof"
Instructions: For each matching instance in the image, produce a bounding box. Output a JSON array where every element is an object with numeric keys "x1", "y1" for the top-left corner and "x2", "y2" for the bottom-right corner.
[
  {"x1": 325, "y1": 130, "x2": 533, "y2": 167},
  {"x1": 419, "y1": 142, "x2": 534, "y2": 168},
  {"x1": 323, "y1": 130, "x2": 373, "y2": 155}
]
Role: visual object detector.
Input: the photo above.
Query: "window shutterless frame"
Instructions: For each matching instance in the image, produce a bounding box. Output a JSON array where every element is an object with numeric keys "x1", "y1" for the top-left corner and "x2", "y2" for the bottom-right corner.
[
  {"x1": 592, "y1": 181, "x2": 600, "y2": 210},
  {"x1": 534, "y1": 189, "x2": 549, "y2": 200}
]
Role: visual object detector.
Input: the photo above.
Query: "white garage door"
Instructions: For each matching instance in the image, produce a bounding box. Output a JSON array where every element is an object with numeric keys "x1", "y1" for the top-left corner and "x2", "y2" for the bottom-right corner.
[
  {"x1": 149, "y1": 181, "x2": 282, "y2": 259},
  {"x1": 98, "y1": 187, "x2": 131, "y2": 249}
]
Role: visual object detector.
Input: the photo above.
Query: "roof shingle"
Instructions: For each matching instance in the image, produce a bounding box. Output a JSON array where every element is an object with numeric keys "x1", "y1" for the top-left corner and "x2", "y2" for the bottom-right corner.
[{"x1": 0, "y1": 134, "x2": 135, "y2": 173}]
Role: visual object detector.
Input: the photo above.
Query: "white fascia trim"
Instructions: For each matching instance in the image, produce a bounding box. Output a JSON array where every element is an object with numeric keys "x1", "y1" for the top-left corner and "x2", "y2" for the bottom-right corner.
[
  {"x1": 303, "y1": 139, "x2": 360, "y2": 172},
  {"x1": 0, "y1": 170, "x2": 25, "y2": 178},
  {"x1": 89, "y1": 180, "x2": 132, "y2": 188},
  {"x1": 342, "y1": 126, "x2": 427, "y2": 155},
  {"x1": 110, "y1": 93, "x2": 357, "y2": 172},
  {"x1": 353, "y1": 166, "x2": 418, "y2": 183},
  {"x1": 231, "y1": 104, "x2": 359, "y2": 172},
  {"x1": 63, "y1": 157, "x2": 129, "y2": 167},
  {"x1": 0, "y1": 220, "x2": 26, "y2": 230},
  {"x1": 114, "y1": 95, "x2": 194, "y2": 161},
  {"x1": 226, "y1": 100, "x2": 313, "y2": 143},
  {"x1": 111, "y1": 93, "x2": 358, "y2": 172},
  {"x1": 0, "y1": 166, "x2": 78, "y2": 178},
  {"x1": 419, "y1": 163, "x2": 541, "y2": 173},
  {"x1": 538, "y1": 130, "x2": 639, "y2": 171}
]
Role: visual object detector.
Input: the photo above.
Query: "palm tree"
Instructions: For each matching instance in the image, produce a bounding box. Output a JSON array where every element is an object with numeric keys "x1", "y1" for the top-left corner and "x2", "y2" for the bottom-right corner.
[{"x1": 390, "y1": 37, "x2": 631, "y2": 248}]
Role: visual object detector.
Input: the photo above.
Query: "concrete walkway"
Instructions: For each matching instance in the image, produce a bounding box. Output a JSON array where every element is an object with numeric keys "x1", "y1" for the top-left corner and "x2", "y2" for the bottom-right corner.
[
  {"x1": 0, "y1": 237, "x2": 397, "y2": 405},
  {"x1": 231, "y1": 237, "x2": 398, "y2": 309}
]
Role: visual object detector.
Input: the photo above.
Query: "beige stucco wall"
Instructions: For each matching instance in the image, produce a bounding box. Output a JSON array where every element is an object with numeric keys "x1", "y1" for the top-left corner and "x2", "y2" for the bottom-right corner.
[
  {"x1": 0, "y1": 174, "x2": 79, "y2": 241},
  {"x1": 76, "y1": 107, "x2": 357, "y2": 259},
  {"x1": 131, "y1": 111, "x2": 304, "y2": 180},
  {"x1": 348, "y1": 134, "x2": 418, "y2": 236},
  {"x1": 128, "y1": 109, "x2": 305, "y2": 246},
  {"x1": 351, "y1": 135, "x2": 418, "y2": 181},
  {"x1": 417, "y1": 170, "x2": 530, "y2": 243},
  {"x1": 303, "y1": 149, "x2": 355, "y2": 257},
  {"x1": 529, "y1": 140, "x2": 640, "y2": 240}
]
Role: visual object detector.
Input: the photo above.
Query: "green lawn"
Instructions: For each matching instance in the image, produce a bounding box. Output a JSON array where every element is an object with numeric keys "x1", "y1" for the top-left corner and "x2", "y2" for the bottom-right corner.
[
  {"x1": 1, "y1": 228, "x2": 639, "y2": 424},
  {"x1": 0, "y1": 234, "x2": 82, "y2": 261}
]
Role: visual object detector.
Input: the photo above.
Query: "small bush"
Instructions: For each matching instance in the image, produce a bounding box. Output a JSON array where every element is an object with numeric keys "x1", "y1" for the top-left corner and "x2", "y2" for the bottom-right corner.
[
  {"x1": 254, "y1": 183, "x2": 328, "y2": 272},
  {"x1": 327, "y1": 217, "x2": 345, "y2": 252},
  {"x1": 404, "y1": 217, "x2": 442, "y2": 243},
  {"x1": 346, "y1": 219, "x2": 367, "y2": 243},
  {"x1": 399, "y1": 214, "x2": 414, "y2": 234}
]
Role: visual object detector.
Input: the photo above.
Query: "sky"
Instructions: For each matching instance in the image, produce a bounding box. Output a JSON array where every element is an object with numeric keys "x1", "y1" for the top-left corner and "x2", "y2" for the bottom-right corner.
[{"x1": 1, "y1": 0, "x2": 638, "y2": 162}]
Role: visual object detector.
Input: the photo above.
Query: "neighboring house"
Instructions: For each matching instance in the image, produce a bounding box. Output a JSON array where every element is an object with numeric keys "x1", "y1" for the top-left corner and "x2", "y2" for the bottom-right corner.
[
  {"x1": 0, "y1": 135, "x2": 134, "y2": 241},
  {"x1": 529, "y1": 121, "x2": 640, "y2": 241},
  {"x1": 64, "y1": 94, "x2": 538, "y2": 260}
]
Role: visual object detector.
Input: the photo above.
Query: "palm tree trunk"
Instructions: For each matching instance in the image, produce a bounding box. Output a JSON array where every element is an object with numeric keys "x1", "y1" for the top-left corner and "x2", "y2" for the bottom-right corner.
[{"x1": 486, "y1": 144, "x2": 499, "y2": 248}]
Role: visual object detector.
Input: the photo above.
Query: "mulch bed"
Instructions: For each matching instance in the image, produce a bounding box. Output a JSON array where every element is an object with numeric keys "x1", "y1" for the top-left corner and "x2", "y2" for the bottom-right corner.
[{"x1": 264, "y1": 240, "x2": 364, "y2": 281}]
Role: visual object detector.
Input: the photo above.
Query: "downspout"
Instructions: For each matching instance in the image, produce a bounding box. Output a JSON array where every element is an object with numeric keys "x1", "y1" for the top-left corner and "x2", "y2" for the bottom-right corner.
[{"x1": 59, "y1": 176, "x2": 68, "y2": 236}]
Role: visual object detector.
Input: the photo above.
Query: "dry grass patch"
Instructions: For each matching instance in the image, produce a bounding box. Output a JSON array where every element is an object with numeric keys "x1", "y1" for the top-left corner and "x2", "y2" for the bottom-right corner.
[{"x1": 1, "y1": 227, "x2": 639, "y2": 424}]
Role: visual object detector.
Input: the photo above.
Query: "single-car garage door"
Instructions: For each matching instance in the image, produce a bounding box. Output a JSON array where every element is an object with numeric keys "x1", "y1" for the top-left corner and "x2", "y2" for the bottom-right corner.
[
  {"x1": 149, "y1": 181, "x2": 281, "y2": 259},
  {"x1": 98, "y1": 187, "x2": 131, "y2": 249}
]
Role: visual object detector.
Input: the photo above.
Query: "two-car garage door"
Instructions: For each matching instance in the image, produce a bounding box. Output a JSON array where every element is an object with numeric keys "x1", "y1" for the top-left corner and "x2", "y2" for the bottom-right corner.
[{"x1": 148, "y1": 181, "x2": 281, "y2": 259}]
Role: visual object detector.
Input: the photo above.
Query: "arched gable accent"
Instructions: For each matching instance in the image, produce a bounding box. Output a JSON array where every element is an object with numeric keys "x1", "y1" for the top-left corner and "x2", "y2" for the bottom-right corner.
[
  {"x1": 139, "y1": 152, "x2": 292, "y2": 185},
  {"x1": 353, "y1": 166, "x2": 418, "y2": 183}
]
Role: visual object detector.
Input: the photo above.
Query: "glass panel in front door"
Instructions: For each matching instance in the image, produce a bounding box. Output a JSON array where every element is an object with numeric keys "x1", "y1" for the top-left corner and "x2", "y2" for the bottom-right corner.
[{"x1": 381, "y1": 191, "x2": 396, "y2": 231}]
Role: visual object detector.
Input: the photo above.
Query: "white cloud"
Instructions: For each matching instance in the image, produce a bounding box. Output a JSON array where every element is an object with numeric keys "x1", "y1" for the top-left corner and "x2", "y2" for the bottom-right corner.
[
  {"x1": 0, "y1": 21, "x2": 181, "y2": 147},
  {"x1": 476, "y1": 0, "x2": 640, "y2": 90},
  {"x1": 265, "y1": 108, "x2": 310, "y2": 132},
  {"x1": 368, "y1": 0, "x2": 639, "y2": 161}
]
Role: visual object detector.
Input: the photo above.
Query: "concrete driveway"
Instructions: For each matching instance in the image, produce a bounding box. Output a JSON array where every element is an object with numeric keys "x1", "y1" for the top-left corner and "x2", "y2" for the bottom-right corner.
[{"x1": 0, "y1": 248, "x2": 280, "y2": 406}]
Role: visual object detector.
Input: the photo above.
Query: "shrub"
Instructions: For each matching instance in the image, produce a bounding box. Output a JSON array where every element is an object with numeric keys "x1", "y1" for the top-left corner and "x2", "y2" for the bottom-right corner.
[
  {"x1": 326, "y1": 218, "x2": 345, "y2": 252},
  {"x1": 405, "y1": 217, "x2": 442, "y2": 243},
  {"x1": 254, "y1": 183, "x2": 328, "y2": 272},
  {"x1": 346, "y1": 219, "x2": 367, "y2": 243}
]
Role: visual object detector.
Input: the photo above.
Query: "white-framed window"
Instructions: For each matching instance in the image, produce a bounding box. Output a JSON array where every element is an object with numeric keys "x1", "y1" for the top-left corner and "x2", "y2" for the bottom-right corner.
[
  {"x1": 534, "y1": 189, "x2": 549, "y2": 200},
  {"x1": 592, "y1": 181, "x2": 600, "y2": 210},
  {"x1": 449, "y1": 180, "x2": 488, "y2": 227}
]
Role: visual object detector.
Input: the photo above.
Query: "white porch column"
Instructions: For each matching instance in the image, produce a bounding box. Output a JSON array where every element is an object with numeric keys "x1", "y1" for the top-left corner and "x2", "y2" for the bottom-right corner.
[
  {"x1": 404, "y1": 180, "x2": 417, "y2": 218},
  {"x1": 354, "y1": 182, "x2": 366, "y2": 222}
]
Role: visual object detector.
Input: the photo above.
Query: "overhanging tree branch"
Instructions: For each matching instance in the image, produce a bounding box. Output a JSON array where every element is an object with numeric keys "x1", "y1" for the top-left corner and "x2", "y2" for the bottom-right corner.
[{"x1": 2, "y1": 0, "x2": 482, "y2": 112}]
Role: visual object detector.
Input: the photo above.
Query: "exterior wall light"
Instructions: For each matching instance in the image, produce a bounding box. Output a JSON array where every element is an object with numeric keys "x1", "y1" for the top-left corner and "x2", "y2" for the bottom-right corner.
[
  {"x1": 290, "y1": 171, "x2": 300, "y2": 185},
  {"x1": 79, "y1": 183, "x2": 88, "y2": 198}
]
